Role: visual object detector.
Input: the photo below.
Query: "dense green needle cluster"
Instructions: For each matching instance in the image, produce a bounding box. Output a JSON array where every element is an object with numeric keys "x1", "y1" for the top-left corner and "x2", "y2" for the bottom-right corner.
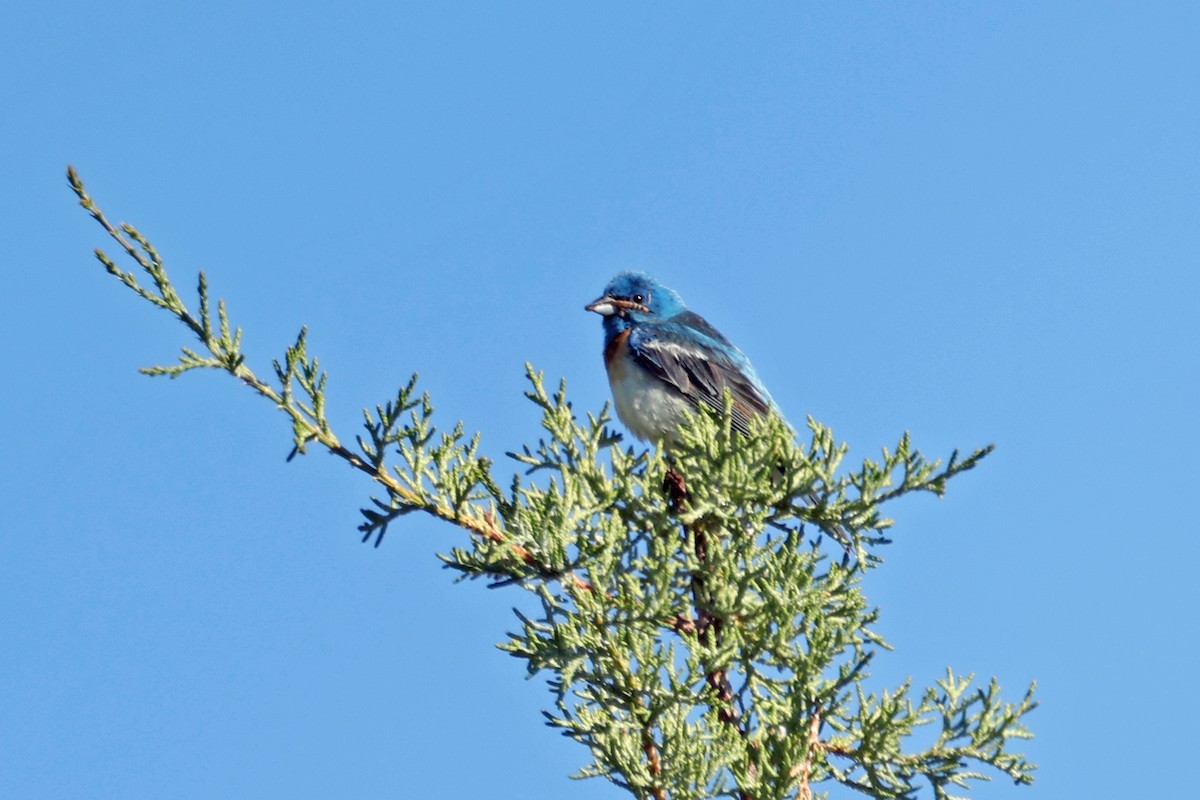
[{"x1": 69, "y1": 167, "x2": 1036, "y2": 800}]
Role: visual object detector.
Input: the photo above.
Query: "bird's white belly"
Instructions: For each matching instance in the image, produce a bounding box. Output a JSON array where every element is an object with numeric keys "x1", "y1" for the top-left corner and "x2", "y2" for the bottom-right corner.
[{"x1": 608, "y1": 354, "x2": 693, "y2": 443}]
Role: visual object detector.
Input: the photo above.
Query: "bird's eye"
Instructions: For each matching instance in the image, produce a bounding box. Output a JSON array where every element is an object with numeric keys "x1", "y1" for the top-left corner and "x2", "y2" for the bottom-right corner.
[{"x1": 632, "y1": 294, "x2": 645, "y2": 304}]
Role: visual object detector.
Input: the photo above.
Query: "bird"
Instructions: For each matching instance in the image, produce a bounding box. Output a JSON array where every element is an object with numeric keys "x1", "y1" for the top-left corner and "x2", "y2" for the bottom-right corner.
[
  {"x1": 585, "y1": 271, "x2": 846, "y2": 543},
  {"x1": 584, "y1": 271, "x2": 778, "y2": 446}
]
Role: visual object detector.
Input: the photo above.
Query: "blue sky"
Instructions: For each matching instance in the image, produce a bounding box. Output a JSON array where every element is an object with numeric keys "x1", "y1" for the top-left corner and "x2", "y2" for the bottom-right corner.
[{"x1": 3, "y1": 3, "x2": 1197, "y2": 798}]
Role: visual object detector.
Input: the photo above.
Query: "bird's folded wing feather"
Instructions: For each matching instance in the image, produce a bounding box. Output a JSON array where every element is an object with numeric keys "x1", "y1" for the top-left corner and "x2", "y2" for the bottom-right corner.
[{"x1": 627, "y1": 311, "x2": 771, "y2": 436}]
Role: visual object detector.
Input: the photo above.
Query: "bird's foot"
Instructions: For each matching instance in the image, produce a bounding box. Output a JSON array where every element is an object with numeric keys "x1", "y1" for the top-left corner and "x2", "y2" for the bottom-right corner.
[{"x1": 663, "y1": 467, "x2": 689, "y2": 513}]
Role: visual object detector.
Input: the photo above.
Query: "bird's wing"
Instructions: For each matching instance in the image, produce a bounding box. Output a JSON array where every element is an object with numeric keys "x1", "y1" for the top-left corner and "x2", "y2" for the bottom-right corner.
[{"x1": 627, "y1": 311, "x2": 772, "y2": 436}]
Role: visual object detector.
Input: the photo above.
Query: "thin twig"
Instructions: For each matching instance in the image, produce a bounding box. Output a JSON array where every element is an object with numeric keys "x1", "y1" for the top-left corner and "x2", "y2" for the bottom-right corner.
[
  {"x1": 793, "y1": 707, "x2": 822, "y2": 800},
  {"x1": 67, "y1": 165, "x2": 583, "y2": 588},
  {"x1": 664, "y1": 467, "x2": 750, "y2": 800}
]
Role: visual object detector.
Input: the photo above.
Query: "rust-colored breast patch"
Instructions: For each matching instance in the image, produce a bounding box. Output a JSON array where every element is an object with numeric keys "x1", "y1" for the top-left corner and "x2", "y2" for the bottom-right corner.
[{"x1": 604, "y1": 328, "x2": 631, "y2": 369}]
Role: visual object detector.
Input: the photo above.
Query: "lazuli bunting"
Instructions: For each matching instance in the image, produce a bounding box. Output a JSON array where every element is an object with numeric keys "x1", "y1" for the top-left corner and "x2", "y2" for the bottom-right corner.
[
  {"x1": 586, "y1": 271, "x2": 847, "y2": 543},
  {"x1": 585, "y1": 271, "x2": 777, "y2": 445}
]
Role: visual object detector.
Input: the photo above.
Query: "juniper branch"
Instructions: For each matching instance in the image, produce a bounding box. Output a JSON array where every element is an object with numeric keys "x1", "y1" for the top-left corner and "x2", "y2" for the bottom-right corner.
[
  {"x1": 71, "y1": 167, "x2": 1036, "y2": 800},
  {"x1": 67, "y1": 166, "x2": 550, "y2": 575}
]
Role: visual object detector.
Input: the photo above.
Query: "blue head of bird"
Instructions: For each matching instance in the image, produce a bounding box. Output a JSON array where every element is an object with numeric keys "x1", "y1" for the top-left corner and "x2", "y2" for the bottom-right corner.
[{"x1": 584, "y1": 271, "x2": 686, "y2": 344}]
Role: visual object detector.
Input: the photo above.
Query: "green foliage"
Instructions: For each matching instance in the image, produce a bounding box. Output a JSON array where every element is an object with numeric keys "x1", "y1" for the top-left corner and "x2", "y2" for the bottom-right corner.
[{"x1": 69, "y1": 167, "x2": 1036, "y2": 799}]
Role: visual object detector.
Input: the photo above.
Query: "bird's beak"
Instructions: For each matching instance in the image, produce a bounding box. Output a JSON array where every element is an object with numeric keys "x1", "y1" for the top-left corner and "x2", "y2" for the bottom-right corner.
[
  {"x1": 585, "y1": 294, "x2": 617, "y2": 316},
  {"x1": 586, "y1": 295, "x2": 650, "y2": 316}
]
